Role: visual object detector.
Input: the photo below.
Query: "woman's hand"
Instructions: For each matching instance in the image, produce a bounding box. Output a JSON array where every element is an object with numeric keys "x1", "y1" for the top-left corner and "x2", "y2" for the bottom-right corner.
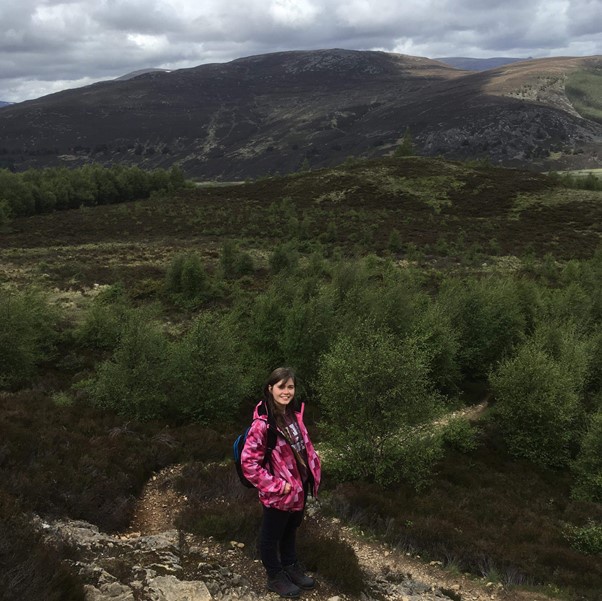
[{"x1": 283, "y1": 482, "x2": 291, "y2": 494}]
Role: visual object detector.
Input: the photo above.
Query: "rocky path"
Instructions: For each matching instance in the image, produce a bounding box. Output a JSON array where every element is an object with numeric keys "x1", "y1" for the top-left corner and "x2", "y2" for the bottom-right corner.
[
  {"x1": 42, "y1": 401, "x2": 554, "y2": 601},
  {"x1": 46, "y1": 456, "x2": 550, "y2": 601}
]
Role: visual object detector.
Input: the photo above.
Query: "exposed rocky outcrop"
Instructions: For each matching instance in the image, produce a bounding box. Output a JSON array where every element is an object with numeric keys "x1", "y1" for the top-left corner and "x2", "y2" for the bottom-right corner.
[{"x1": 36, "y1": 515, "x2": 502, "y2": 601}]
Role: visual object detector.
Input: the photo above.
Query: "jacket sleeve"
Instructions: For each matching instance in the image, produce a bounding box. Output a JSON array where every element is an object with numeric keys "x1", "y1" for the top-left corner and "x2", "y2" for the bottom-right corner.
[{"x1": 241, "y1": 419, "x2": 286, "y2": 495}]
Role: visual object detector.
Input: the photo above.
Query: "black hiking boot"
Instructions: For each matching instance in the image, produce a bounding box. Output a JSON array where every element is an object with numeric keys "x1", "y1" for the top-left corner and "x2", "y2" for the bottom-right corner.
[
  {"x1": 267, "y1": 570, "x2": 302, "y2": 598},
  {"x1": 284, "y1": 562, "x2": 315, "y2": 590}
]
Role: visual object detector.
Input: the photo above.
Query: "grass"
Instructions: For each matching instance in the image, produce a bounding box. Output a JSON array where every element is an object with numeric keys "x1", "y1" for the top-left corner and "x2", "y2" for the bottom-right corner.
[
  {"x1": 565, "y1": 68, "x2": 602, "y2": 124},
  {"x1": 509, "y1": 189, "x2": 602, "y2": 220}
]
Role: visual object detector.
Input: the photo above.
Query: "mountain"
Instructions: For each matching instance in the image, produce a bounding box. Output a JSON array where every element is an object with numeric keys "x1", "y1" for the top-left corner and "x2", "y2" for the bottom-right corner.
[
  {"x1": 435, "y1": 57, "x2": 528, "y2": 71},
  {"x1": 0, "y1": 49, "x2": 601, "y2": 178},
  {"x1": 0, "y1": 101, "x2": 12, "y2": 108},
  {"x1": 114, "y1": 68, "x2": 170, "y2": 81}
]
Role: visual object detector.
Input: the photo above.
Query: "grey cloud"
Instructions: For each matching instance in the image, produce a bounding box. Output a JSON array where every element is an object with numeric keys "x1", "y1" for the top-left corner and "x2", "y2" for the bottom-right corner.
[
  {"x1": 92, "y1": 0, "x2": 183, "y2": 34},
  {"x1": 1, "y1": 0, "x2": 601, "y2": 102},
  {"x1": 567, "y1": 0, "x2": 602, "y2": 36}
]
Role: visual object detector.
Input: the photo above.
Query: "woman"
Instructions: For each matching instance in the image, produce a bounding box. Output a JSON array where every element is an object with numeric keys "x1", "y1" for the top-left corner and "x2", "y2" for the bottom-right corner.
[{"x1": 241, "y1": 367, "x2": 322, "y2": 598}]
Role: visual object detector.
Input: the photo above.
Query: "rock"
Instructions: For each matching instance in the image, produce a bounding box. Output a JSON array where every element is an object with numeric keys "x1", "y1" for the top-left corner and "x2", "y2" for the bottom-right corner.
[
  {"x1": 147, "y1": 575, "x2": 211, "y2": 601},
  {"x1": 84, "y1": 584, "x2": 135, "y2": 601}
]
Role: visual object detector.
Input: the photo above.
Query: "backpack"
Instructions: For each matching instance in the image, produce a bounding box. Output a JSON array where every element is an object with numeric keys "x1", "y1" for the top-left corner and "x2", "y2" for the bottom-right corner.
[{"x1": 233, "y1": 417, "x2": 278, "y2": 488}]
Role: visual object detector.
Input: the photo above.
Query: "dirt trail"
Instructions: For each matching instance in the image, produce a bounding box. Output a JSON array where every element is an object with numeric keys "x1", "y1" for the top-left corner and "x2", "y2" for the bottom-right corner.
[
  {"x1": 126, "y1": 457, "x2": 553, "y2": 600},
  {"x1": 128, "y1": 464, "x2": 187, "y2": 535}
]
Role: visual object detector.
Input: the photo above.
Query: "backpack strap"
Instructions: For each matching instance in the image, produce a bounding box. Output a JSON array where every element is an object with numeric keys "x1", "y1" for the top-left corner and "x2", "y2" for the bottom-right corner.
[{"x1": 263, "y1": 421, "x2": 278, "y2": 467}]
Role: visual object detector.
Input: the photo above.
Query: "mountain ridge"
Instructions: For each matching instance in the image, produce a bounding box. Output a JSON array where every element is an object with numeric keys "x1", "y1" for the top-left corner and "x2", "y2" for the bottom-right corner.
[{"x1": 0, "y1": 48, "x2": 601, "y2": 178}]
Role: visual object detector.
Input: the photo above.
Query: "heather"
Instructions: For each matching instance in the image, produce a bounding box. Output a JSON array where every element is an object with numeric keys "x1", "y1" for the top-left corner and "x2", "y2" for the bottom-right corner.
[{"x1": 1, "y1": 158, "x2": 601, "y2": 599}]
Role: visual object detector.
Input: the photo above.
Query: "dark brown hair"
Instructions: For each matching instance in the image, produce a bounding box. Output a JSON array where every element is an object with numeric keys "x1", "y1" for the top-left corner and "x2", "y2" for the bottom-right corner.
[{"x1": 262, "y1": 367, "x2": 297, "y2": 429}]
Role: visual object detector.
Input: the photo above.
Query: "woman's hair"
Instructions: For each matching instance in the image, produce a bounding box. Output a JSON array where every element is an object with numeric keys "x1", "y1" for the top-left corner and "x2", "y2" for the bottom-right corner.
[{"x1": 263, "y1": 367, "x2": 297, "y2": 422}]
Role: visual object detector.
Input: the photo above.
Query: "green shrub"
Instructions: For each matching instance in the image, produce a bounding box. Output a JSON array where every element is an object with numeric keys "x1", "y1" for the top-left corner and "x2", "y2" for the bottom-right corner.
[
  {"x1": 412, "y1": 300, "x2": 461, "y2": 394},
  {"x1": 243, "y1": 282, "x2": 290, "y2": 372},
  {"x1": 388, "y1": 229, "x2": 403, "y2": 253},
  {"x1": 84, "y1": 310, "x2": 169, "y2": 419},
  {"x1": 572, "y1": 410, "x2": 602, "y2": 502},
  {"x1": 234, "y1": 250, "x2": 255, "y2": 276},
  {"x1": 441, "y1": 417, "x2": 479, "y2": 453},
  {"x1": 318, "y1": 323, "x2": 443, "y2": 487},
  {"x1": 180, "y1": 254, "x2": 208, "y2": 299},
  {"x1": 0, "y1": 198, "x2": 10, "y2": 226},
  {"x1": 75, "y1": 287, "x2": 132, "y2": 350},
  {"x1": 490, "y1": 339, "x2": 581, "y2": 467},
  {"x1": 168, "y1": 313, "x2": 250, "y2": 423},
  {"x1": 220, "y1": 240, "x2": 254, "y2": 279},
  {"x1": 239, "y1": 273, "x2": 336, "y2": 390},
  {"x1": 438, "y1": 276, "x2": 527, "y2": 380},
  {"x1": 563, "y1": 520, "x2": 602, "y2": 555},
  {"x1": 165, "y1": 252, "x2": 210, "y2": 304},
  {"x1": 531, "y1": 319, "x2": 592, "y2": 394},
  {"x1": 269, "y1": 242, "x2": 299, "y2": 274},
  {"x1": 394, "y1": 128, "x2": 414, "y2": 157},
  {"x1": 542, "y1": 282, "x2": 594, "y2": 329},
  {"x1": 52, "y1": 391, "x2": 74, "y2": 407},
  {"x1": 278, "y1": 294, "x2": 335, "y2": 390},
  {"x1": 165, "y1": 253, "x2": 186, "y2": 293},
  {"x1": 0, "y1": 288, "x2": 58, "y2": 389}
]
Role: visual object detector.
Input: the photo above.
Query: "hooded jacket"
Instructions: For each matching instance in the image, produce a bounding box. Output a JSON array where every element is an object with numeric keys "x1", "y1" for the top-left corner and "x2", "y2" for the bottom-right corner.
[{"x1": 241, "y1": 401, "x2": 321, "y2": 512}]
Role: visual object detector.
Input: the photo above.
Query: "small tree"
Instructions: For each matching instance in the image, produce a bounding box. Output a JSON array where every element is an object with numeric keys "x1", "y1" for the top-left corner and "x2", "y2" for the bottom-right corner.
[
  {"x1": 438, "y1": 276, "x2": 527, "y2": 380},
  {"x1": 85, "y1": 311, "x2": 169, "y2": 420},
  {"x1": 220, "y1": 240, "x2": 254, "y2": 279},
  {"x1": 168, "y1": 313, "x2": 250, "y2": 423},
  {"x1": 165, "y1": 252, "x2": 210, "y2": 304},
  {"x1": 318, "y1": 323, "x2": 443, "y2": 487},
  {"x1": 0, "y1": 288, "x2": 58, "y2": 389},
  {"x1": 269, "y1": 242, "x2": 299, "y2": 274},
  {"x1": 394, "y1": 128, "x2": 414, "y2": 157},
  {"x1": 387, "y1": 229, "x2": 402, "y2": 253},
  {"x1": 490, "y1": 338, "x2": 582, "y2": 467},
  {"x1": 0, "y1": 199, "x2": 10, "y2": 227}
]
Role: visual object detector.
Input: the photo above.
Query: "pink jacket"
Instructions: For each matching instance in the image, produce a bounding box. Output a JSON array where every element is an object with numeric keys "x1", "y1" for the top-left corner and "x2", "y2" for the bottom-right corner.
[{"x1": 241, "y1": 401, "x2": 321, "y2": 512}]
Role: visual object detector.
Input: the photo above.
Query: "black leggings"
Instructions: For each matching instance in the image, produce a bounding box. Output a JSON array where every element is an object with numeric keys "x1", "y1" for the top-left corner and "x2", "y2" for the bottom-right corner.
[{"x1": 260, "y1": 505, "x2": 305, "y2": 578}]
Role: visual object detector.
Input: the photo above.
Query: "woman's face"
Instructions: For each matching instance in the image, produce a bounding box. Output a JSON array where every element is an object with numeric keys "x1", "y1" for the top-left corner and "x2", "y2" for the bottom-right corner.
[{"x1": 269, "y1": 377, "x2": 295, "y2": 408}]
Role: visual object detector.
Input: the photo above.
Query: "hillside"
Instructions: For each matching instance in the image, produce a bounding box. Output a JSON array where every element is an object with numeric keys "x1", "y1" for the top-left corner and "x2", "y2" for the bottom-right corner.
[
  {"x1": 1, "y1": 50, "x2": 601, "y2": 178},
  {"x1": 1, "y1": 157, "x2": 601, "y2": 286},
  {"x1": 1, "y1": 159, "x2": 601, "y2": 601},
  {"x1": 434, "y1": 57, "x2": 527, "y2": 71}
]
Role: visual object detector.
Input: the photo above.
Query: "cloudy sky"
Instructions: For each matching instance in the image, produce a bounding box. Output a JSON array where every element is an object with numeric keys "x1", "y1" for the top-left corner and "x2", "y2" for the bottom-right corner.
[{"x1": 2, "y1": 0, "x2": 601, "y2": 102}]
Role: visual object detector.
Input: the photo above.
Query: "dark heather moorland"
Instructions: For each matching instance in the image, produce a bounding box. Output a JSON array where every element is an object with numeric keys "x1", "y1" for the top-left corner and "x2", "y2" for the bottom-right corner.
[
  {"x1": 1, "y1": 50, "x2": 602, "y2": 178},
  {"x1": 1, "y1": 157, "x2": 602, "y2": 600}
]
